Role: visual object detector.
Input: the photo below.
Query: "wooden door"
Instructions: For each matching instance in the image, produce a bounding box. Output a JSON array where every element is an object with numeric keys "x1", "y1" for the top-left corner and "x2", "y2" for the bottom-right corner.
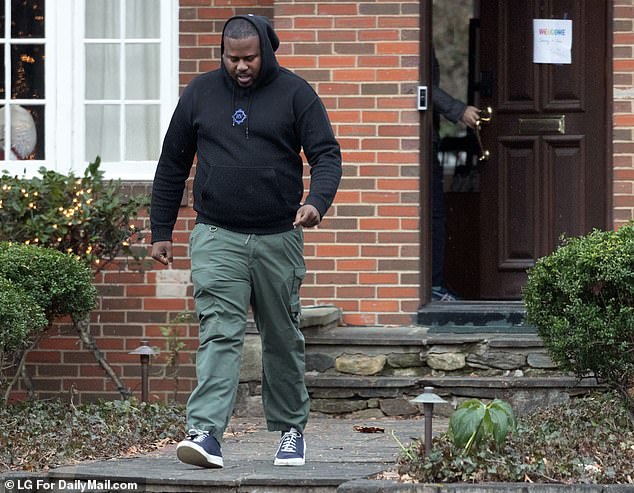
[{"x1": 477, "y1": 0, "x2": 609, "y2": 299}]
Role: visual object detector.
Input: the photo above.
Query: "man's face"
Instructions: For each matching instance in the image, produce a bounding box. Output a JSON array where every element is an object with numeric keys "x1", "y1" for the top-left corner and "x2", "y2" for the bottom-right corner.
[{"x1": 223, "y1": 36, "x2": 261, "y2": 88}]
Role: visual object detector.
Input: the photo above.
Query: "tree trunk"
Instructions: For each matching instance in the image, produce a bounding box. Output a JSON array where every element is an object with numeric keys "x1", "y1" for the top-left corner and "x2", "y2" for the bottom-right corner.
[{"x1": 72, "y1": 314, "x2": 131, "y2": 400}]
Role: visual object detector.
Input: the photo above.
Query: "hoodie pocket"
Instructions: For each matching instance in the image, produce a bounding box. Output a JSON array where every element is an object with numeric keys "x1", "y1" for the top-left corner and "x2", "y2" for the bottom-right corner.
[{"x1": 201, "y1": 165, "x2": 297, "y2": 226}]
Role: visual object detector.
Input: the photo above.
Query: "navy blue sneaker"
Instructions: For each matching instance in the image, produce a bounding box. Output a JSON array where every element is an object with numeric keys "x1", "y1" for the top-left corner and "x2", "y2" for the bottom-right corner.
[
  {"x1": 431, "y1": 285, "x2": 461, "y2": 302},
  {"x1": 274, "y1": 427, "x2": 305, "y2": 466},
  {"x1": 176, "y1": 429, "x2": 223, "y2": 468}
]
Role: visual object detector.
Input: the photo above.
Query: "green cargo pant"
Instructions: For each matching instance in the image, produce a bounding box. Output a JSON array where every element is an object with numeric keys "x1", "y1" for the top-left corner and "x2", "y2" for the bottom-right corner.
[{"x1": 187, "y1": 223, "x2": 309, "y2": 442}]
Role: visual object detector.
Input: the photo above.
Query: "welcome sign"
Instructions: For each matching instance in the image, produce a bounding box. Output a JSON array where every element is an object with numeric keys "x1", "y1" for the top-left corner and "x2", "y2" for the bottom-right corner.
[{"x1": 533, "y1": 19, "x2": 572, "y2": 64}]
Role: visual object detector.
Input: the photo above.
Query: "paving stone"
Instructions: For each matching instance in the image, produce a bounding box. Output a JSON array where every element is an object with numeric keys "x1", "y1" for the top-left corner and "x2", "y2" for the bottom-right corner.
[{"x1": 335, "y1": 354, "x2": 387, "y2": 376}]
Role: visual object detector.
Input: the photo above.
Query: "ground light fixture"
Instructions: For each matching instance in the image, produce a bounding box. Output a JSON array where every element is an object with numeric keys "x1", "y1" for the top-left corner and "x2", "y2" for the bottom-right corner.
[
  {"x1": 410, "y1": 386, "x2": 447, "y2": 456},
  {"x1": 129, "y1": 341, "x2": 157, "y2": 402}
]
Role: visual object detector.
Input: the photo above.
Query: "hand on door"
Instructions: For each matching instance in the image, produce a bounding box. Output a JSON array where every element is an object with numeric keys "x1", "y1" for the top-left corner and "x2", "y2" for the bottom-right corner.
[{"x1": 461, "y1": 106, "x2": 481, "y2": 128}]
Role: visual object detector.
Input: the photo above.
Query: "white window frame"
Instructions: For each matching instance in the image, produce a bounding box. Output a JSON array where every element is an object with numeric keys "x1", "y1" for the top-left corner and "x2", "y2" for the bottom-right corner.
[{"x1": 1, "y1": 0, "x2": 179, "y2": 180}]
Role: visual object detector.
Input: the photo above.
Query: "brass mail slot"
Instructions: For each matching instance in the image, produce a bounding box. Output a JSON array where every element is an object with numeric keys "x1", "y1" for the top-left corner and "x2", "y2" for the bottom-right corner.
[{"x1": 518, "y1": 115, "x2": 565, "y2": 134}]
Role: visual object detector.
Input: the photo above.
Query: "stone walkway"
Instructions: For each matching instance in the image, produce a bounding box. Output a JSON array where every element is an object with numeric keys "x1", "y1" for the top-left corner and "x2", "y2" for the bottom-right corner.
[
  {"x1": 36, "y1": 415, "x2": 438, "y2": 493},
  {"x1": 4, "y1": 414, "x2": 630, "y2": 492}
]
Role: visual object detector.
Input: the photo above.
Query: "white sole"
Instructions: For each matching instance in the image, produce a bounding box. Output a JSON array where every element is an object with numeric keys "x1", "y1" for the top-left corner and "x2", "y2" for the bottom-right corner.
[
  {"x1": 273, "y1": 457, "x2": 305, "y2": 466},
  {"x1": 176, "y1": 441, "x2": 224, "y2": 468},
  {"x1": 274, "y1": 444, "x2": 306, "y2": 466}
]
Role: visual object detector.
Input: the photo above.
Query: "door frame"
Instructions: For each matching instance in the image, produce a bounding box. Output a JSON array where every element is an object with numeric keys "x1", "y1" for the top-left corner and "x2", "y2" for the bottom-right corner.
[
  {"x1": 418, "y1": 0, "x2": 614, "y2": 309},
  {"x1": 418, "y1": 0, "x2": 434, "y2": 307}
]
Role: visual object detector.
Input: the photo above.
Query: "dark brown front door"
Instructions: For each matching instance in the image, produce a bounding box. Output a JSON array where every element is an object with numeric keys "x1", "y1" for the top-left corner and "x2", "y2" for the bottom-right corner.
[{"x1": 477, "y1": 0, "x2": 610, "y2": 299}]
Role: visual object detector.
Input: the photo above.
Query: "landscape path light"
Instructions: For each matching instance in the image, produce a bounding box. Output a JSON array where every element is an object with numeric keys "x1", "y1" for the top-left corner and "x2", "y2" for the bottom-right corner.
[
  {"x1": 410, "y1": 386, "x2": 447, "y2": 456},
  {"x1": 129, "y1": 340, "x2": 157, "y2": 402}
]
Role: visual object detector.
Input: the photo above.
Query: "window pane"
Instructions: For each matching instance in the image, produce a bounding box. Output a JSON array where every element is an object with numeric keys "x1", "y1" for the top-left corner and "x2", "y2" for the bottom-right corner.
[
  {"x1": 85, "y1": 0, "x2": 119, "y2": 39},
  {"x1": 0, "y1": 0, "x2": 5, "y2": 38},
  {"x1": 126, "y1": 0, "x2": 159, "y2": 39},
  {"x1": 85, "y1": 104, "x2": 119, "y2": 161},
  {"x1": 125, "y1": 104, "x2": 159, "y2": 160},
  {"x1": 85, "y1": 44, "x2": 119, "y2": 99},
  {"x1": 11, "y1": 0, "x2": 44, "y2": 38},
  {"x1": 0, "y1": 49, "x2": 4, "y2": 99},
  {"x1": 0, "y1": 104, "x2": 42, "y2": 160},
  {"x1": 11, "y1": 44, "x2": 44, "y2": 98},
  {"x1": 126, "y1": 44, "x2": 159, "y2": 99}
]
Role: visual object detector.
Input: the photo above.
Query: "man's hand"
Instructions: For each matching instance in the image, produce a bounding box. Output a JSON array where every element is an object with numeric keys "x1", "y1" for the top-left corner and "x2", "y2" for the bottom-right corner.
[
  {"x1": 293, "y1": 204, "x2": 321, "y2": 228},
  {"x1": 152, "y1": 241, "x2": 173, "y2": 265},
  {"x1": 461, "y1": 106, "x2": 481, "y2": 129}
]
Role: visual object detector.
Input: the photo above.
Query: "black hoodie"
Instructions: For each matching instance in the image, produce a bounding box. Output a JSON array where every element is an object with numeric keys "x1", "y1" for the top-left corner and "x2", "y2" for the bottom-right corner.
[{"x1": 150, "y1": 15, "x2": 342, "y2": 241}]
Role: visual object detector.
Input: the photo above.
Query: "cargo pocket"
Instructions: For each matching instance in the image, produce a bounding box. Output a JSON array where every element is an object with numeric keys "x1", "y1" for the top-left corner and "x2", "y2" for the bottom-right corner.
[{"x1": 289, "y1": 266, "x2": 306, "y2": 325}]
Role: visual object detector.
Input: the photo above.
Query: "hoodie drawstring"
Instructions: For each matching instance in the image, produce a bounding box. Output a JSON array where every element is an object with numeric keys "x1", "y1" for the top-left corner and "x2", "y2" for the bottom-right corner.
[{"x1": 245, "y1": 95, "x2": 252, "y2": 140}]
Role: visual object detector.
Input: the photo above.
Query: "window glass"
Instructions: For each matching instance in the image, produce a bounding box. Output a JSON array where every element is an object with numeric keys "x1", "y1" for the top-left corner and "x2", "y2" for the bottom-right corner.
[
  {"x1": 11, "y1": 44, "x2": 44, "y2": 99},
  {"x1": 0, "y1": 50, "x2": 5, "y2": 99},
  {"x1": 126, "y1": 0, "x2": 159, "y2": 39},
  {"x1": 11, "y1": 0, "x2": 44, "y2": 38},
  {"x1": 84, "y1": 0, "x2": 163, "y2": 165},
  {"x1": 85, "y1": 0, "x2": 119, "y2": 39},
  {"x1": 85, "y1": 44, "x2": 120, "y2": 100},
  {"x1": 85, "y1": 104, "x2": 119, "y2": 162},
  {"x1": 126, "y1": 44, "x2": 159, "y2": 99},
  {"x1": 0, "y1": 1, "x2": 5, "y2": 38},
  {"x1": 125, "y1": 104, "x2": 159, "y2": 160},
  {"x1": 0, "y1": 1, "x2": 45, "y2": 162},
  {"x1": 0, "y1": 104, "x2": 41, "y2": 159}
]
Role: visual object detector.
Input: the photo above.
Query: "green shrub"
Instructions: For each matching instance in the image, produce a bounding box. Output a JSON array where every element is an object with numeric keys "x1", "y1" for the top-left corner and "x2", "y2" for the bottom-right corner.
[
  {"x1": 0, "y1": 243, "x2": 97, "y2": 322},
  {"x1": 0, "y1": 244, "x2": 97, "y2": 401},
  {"x1": 0, "y1": 276, "x2": 47, "y2": 353},
  {"x1": 523, "y1": 222, "x2": 634, "y2": 409},
  {"x1": 0, "y1": 158, "x2": 148, "y2": 270}
]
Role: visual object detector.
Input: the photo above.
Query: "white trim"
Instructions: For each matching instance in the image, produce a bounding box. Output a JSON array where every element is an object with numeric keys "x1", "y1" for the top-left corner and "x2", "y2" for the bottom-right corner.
[{"x1": 71, "y1": 0, "x2": 85, "y2": 174}]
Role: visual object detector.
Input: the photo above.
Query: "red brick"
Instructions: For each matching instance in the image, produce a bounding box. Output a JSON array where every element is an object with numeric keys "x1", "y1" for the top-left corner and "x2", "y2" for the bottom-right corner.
[
  {"x1": 332, "y1": 190, "x2": 361, "y2": 202},
  {"x1": 333, "y1": 70, "x2": 377, "y2": 82},
  {"x1": 359, "y1": 272, "x2": 399, "y2": 284},
  {"x1": 294, "y1": 17, "x2": 334, "y2": 29},
  {"x1": 360, "y1": 299, "x2": 399, "y2": 311},
  {"x1": 316, "y1": 244, "x2": 360, "y2": 257},
  {"x1": 361, "y1": 245, "x2": 400, "y2": 256},
  {"x1": 377, "y1": 286, "x2": 419, "y2": 298},
  {"x1": 337, "y1": 259, "x2": 377, "y2": 271},
  {"x1": 318, "y1": 4, "x2": 358, "y2": 15},
  {"x1": 360, "y1": 30, "x2": 400, "y2": 41},
  {"x1": 343, "y1": 313, "x2": 378, "y2": 325},
  {"x1": 337, "y1": 286, "x2": 376, "y2": 298}
]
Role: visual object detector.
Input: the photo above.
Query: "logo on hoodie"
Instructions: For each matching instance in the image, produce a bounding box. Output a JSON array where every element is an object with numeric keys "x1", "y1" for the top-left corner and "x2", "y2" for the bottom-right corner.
[{"x1": 232, "y1": 108, "x2": 248, "y2": 126}]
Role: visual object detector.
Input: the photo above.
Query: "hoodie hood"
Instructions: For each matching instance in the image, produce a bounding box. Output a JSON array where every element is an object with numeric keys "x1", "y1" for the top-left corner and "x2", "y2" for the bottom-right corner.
[{"x1": 221, "y1": 14, "x2": 280, "y2": 89}]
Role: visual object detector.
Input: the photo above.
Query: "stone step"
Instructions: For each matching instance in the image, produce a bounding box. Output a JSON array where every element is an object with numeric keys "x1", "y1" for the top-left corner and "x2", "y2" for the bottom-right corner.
[
  {"x1": 305, "y1": 373, "x2": 603, "y2": 417},
  {"x1": 236, "y1": 307, "x2": 602, "y2": 421},
  {"x1": 300, "y1": 323, "x2": 603, "y2": 418},
  {"x1": 417, "y1": 301, "x2": 532, "y2": 332}
]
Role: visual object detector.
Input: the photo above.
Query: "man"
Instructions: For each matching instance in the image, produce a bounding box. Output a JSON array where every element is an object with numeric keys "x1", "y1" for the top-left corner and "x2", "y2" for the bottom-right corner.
[
  {"x1": 150, "y1": 15, "x2": 342, "y2": 468},
  {"x1": 431, "y1": 48, "x2": 479, "y2": 301}
]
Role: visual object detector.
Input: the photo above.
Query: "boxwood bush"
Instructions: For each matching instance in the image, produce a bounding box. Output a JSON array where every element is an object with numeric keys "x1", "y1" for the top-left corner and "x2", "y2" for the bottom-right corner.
[
  {"x1": 0, "y1": 243, "x2": 97, "y2": 402},
  {"x1": 523, "y1": 222, "x2": 634, "y2": 412},
  {"x1": 0, "y1": 275, "x2": 47, "y2": 353},
  {"x1": 0, "y1": 242, "x2": 97, "y2": 321}
]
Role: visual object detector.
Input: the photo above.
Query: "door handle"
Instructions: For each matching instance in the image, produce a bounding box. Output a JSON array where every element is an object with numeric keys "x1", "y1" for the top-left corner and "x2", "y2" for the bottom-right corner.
[{"x1": 475, "y1": 106, "x2": 493, "y2": 161}]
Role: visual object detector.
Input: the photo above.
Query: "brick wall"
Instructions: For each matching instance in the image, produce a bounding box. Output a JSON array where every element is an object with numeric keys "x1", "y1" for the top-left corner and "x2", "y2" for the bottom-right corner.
[
  {"x1": 273, "y1": 1, "x2": 422, "y2": 326},
  {"x1": 613, "y1": 0, "x2": 634, "y2": 227}
]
